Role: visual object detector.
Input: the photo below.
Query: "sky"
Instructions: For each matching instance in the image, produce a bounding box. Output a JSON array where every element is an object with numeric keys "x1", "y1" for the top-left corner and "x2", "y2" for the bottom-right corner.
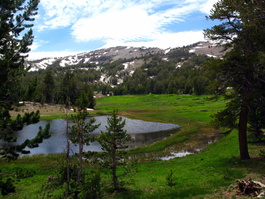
[{"x1": 28, "y1": 0, "x2": 219, "y2": 60}]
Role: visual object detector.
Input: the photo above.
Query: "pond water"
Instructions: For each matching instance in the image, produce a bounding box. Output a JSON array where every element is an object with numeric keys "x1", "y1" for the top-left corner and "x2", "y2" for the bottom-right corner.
[{"x1": 10, "y1": 116, "x2": 180, "y2": 156}]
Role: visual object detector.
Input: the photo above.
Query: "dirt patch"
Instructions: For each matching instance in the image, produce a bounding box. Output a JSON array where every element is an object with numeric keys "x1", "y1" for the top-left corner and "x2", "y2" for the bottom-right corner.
[{"x1": 10, "y1": 102, "x2": 74, "y2": 118}]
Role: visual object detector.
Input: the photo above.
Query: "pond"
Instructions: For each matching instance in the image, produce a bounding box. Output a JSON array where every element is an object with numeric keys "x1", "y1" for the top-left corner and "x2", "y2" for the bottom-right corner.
[{"x1": 10, "y1": 116, "x2": 180, "y2": 156}]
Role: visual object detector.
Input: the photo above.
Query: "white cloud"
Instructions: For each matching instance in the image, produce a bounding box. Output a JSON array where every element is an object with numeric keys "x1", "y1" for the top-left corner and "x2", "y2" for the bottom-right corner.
[
  {"x1": 102, "y1": 30, "x2": 206, "y2": 49},
  {"x1": 70, "y1": 1, "x2": 202, "y2": 43},
  {"x1": 71, "y1": 6, "x2": 162, "y2": 42},
  {"x1": 199, "y1": 0, "x2": 219, "y2": 14},
  {"x1": 39, "y1": 0, "x2": 216, "y2": 31},
  {"x1": 32, "y1": 0, "x2": 218, "y2": 58},
  {"x1": 30, "y1": 40, "x2": 48, "y2": 51},
  {"x1": 30, "y1": 42, "x2": 41, "y2": 51}
]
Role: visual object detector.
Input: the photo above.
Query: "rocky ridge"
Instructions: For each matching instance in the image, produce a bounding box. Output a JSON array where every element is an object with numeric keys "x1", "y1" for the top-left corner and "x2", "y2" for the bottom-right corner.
[{"x1": 26, "y1": 41, "x2": 225, "y2": 72}]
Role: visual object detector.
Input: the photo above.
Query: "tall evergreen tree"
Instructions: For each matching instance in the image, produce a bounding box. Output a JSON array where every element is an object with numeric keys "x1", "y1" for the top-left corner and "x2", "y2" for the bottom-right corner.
[
  {"x1": 0, "y1": 0, "x2": 50, "y2": 160},
  {"x1": 204, "y1": 0, "x2": 265, "y2": 159},
  {"x1": 43, "y1": 69, "x2": 55, "y2": 103},
  {"x1": 60, "y1": 71, "x2": 79, "y2": 106},
  {"x1": 69, "y1": 110, "x2": 100, "y2": 197},
  {"x1": 98, "y1": 110, "x2": 131, "y2": 191}
]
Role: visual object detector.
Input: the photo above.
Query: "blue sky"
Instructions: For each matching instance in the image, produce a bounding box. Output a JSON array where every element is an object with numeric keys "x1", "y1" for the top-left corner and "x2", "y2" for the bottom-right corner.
[{"x1": 29, "y1": 0, "x2": 219, "y2": 59}]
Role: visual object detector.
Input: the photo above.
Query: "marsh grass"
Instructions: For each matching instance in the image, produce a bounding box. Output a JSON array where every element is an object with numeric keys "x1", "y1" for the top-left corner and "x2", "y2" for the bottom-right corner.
[{"x1": 1, "y1": 94, "x2": 265, "y2": 198}]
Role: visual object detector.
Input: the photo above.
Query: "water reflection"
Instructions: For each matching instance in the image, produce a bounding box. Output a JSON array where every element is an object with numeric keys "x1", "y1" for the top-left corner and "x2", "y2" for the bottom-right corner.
[{"x1": 6, "y1": 116, "x2": 180, "y2": 156}]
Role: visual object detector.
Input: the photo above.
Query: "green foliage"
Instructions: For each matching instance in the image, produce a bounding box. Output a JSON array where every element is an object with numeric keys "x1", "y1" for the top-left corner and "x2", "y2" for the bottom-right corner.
[
  {"x1": 103, "y1": 59, "x2": 125, "y2": 76},
  {"x1": 0, "y1": 0, "x2": 39, "y2": 109},
  {"x1": 204, "y1": 0, "x2": 265, "y2": 159},
  {"x1": 166, "y1": 170, "x2": 177, "y2": 187},
  {"x1": 58, "y1": 110, "x2": 100, "y2": 198},
  {"x1": 0, "y1": 167, "x2": 36, "y2": 196},
  {"x1": 56, "y1": 163, "x2": 78, "y2": 186},
  {"x1": 79, "y1": 171, "x2": 102, "y2": 199},
  {"x1": 210, "y1": 98, "x2": 239, "y2": 130},
  {"x1": 75, "y1": 84, "x2": 96, "y2": 110},
  {"x1": 69, "y1": 111, "x2": 100, "y2": 146},
  {"x1": 60, "y1": 71, "x2": 81, "y2": 106},
  {"x1": 43, "y1": 153, "x2": 102, "y2": 198},
  {"x1": 0, "y1": 0, "x2": 52, "y2": 161},
  {"x1": 11, "y1": 167, "x2": 36, "y2": 179},
  {"x1": 43, "y1": 70, "x2": 55, "y2": 103},
  {"x1": 0, "y1": 3, "x2": 53, "y2": 197},
  {"x1": 0, "y1": 178, "x2": 15, "y2": 195},
  {"x1": 42, "y1": 157, "x2": 79, "y2": 198},
  {"x1": 98, "y1": 110, "x2": 131, "y2": 191}
]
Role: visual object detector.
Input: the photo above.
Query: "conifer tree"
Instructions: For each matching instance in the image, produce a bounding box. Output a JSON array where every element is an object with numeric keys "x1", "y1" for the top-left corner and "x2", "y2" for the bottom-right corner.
[
  {"x1": 69, "y1": 110, "x2": 100, "y2": 188},
  {"x1": 98, "y1": 110, "x2": 131, "y2": 191},
  {"x1": 204, "y1": 0, "x2": 265, "y2": 159},
  {"x1": 0, "y1": 0, "x2": 50, "y2": 160},
  {"x1": 43, "y1": 69, "x2": 55, "y2": 103}
]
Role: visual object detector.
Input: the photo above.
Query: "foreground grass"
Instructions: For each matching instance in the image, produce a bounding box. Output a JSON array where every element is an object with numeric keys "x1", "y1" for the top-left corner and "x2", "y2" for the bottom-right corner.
[{"x1": 1, "y1": 94, "x2": 265, "y2": 198}]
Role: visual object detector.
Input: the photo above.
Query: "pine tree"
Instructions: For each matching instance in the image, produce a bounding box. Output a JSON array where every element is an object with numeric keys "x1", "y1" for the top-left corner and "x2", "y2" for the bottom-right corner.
[
  {"x1": 43, "y1": 69, "x2": 55, "y2": 103},
  {"x1": 98, "y1": 110, "x2": 131, "y2": 191},
  {"x1": 204, "y1": 0, "x2": 265, "y2": 159},
  {"x1": 0, "y1": 0, "x2": 50, "y2": 160},
  {"x1": 69, "y1": 111, "x2": 100, "y2": 187}
]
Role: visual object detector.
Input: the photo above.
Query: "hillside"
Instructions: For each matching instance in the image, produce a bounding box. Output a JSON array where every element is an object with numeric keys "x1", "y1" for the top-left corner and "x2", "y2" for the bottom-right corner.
[
  {"x1": 20, "y1": 41, "x2": 226, "y2": 104},
  {"x1": 26, "y1": 46, "x2": 163, "y2": 71},
  {"x1": 26, "y1": 41, "x2": 224, "y2": 71}
]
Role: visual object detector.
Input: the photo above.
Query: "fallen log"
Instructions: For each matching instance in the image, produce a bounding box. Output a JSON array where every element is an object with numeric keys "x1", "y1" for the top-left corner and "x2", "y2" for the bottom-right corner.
[
  {"x1": 257, "y1": 191, "x2": 265, "y2": 199},
  {"x1": 236, "y1": 178, "x2": 265, "y2": 197}
]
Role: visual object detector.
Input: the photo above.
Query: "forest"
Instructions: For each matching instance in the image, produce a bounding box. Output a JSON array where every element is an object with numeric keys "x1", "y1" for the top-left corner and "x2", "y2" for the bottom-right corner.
[{"x1": 20, "y1": 49, "x2": 213, "y2": 105}]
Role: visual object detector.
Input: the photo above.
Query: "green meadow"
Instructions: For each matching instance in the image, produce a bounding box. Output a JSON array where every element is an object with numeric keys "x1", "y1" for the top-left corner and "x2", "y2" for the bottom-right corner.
[{"x1": 1, "y1": 94, "x2": 264, "y2": 198}]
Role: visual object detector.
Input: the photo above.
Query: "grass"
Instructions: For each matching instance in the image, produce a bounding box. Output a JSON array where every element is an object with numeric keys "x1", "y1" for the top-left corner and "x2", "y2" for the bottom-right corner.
[{"x1": 1, "y1": 94, "x2": 265, "y2": 198}]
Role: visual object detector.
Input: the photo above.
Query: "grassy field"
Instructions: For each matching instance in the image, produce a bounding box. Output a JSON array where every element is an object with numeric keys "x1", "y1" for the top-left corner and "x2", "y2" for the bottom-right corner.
[{"x1": 1, "y1": 94, "x2": 265, "y2": 198}]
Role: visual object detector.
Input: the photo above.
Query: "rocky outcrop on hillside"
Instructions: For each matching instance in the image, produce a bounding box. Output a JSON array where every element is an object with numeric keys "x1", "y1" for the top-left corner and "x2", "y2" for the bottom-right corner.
[{"x1": 188, "y1": 41, "x2": 227, "y2": 58}]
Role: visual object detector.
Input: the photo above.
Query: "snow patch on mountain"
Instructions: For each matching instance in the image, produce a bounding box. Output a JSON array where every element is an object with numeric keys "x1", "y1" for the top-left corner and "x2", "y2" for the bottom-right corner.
[{"x1": 26, "y1": 42, "x2": 224, "y2": 72}]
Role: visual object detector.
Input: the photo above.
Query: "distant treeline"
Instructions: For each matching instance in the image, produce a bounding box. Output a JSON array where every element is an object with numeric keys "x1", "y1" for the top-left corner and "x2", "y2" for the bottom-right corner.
[{"x1": 20, "y1": 49, "x2": 214, "y2": 105}]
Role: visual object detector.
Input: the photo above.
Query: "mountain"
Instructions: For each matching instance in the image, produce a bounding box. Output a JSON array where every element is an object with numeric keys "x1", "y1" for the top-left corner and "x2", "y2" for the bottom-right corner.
[
  {"x1": 26, "y1": 41, "x2": 225, "y2": 72},
  {"x1": 26, "y1": 46, "x2": 163, "y2": 71},
  {"x1": 21, "y1": 41, "x2": 227, "y2": 103}
]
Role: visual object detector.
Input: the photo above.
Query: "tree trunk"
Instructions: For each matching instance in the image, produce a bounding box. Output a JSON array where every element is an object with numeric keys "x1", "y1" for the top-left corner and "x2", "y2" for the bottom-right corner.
[
  {"x1": 65, "y1": 116, "x2": 70, "y2": 198},
  {"x1": 238, "y1": 103, "x2": 250, "y2": 160},
  {"x1": 112, "y1": 126, "x2": 119, "y2": 191},
  {"x1": 77, "y1": 122, "x2": 83, "y2": 185}
]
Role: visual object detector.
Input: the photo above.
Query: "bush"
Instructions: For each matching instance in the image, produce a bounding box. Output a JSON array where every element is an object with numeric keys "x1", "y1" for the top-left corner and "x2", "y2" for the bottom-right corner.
[
  {"x1": 166, "y1": 170, "x2": 177, "y2": 187},
  {"x1": 79, "y1": 171, "x2": 102, "y2": 199},
  {"x1": 0, "y1": 178, "x2": 15, "y2": 195},
  {"x1": 12, "y1": 167, "x2": 36, "y2": 179}
]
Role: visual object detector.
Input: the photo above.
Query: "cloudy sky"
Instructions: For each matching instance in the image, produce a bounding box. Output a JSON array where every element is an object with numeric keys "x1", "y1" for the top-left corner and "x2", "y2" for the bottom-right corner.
[{"x1": 29, "y1": 0, "x2": 219, "y2": 59}]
